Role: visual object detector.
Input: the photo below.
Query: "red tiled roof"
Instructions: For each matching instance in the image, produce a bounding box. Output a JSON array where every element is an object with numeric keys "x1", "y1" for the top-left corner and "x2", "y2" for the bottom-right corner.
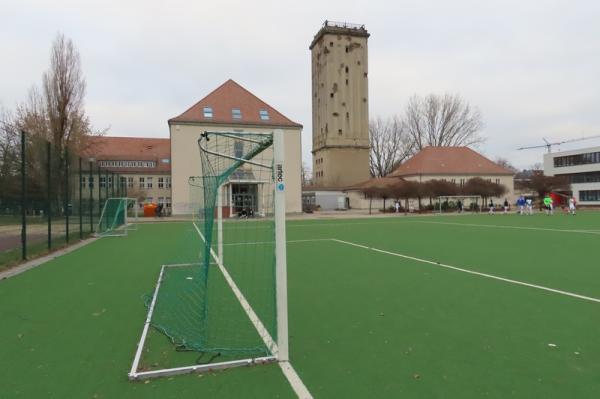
[
  {"x1": 390, "y1": 147, "x2": 514, "y2": 177},
  {"x1": 83, "y1": 136, "x2": 170, "y2": 173},
  {"x1": 168, "y1": 79, "x2": 302, "y2": 128}
]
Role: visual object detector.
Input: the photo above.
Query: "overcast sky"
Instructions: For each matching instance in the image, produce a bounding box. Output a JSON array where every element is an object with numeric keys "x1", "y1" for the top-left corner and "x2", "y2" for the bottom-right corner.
[{"x1": 2, "y1": 0, "x2": 600, "y2": 170}]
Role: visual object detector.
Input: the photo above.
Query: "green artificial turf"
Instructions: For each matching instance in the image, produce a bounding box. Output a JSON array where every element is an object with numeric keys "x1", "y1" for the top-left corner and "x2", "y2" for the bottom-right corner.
[{"x1": 1, "y1": 212, "x2": 599, "y2": 398}]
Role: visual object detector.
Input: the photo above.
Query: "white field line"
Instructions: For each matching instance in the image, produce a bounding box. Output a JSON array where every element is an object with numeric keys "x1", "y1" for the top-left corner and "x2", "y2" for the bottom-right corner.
[
  {"x1": 331, "y1": 238, "x2": 600, "y2": 304},
  {"x1": 194, "y1": 222, "x2": 313, "y2": 399},
  {"x1": 192, "y1": 222, "x2": 277, "y2": 353},
  {"x1": 411, "y1": 220, "x2": 600, "y2": 235},
  {"x1": 222, "y1": 238, "x2": 331, "y2": 246}
]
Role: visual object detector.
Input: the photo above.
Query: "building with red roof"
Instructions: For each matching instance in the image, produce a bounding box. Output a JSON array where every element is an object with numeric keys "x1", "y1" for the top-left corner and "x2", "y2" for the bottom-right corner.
[{"x1": 168, "y1": 79, "x2": 303, "y2": 215}]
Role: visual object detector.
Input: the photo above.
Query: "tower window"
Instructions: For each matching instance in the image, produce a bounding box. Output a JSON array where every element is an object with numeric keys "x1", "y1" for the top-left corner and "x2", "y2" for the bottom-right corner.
[
  {"x1": 338, "y1": 129, "x2": 343, "y2": 135},
  {"x1": 345, "y1": 66, "x2": 349, "y2": 73},
  {"x1": 330, "y1": 93, "x2": 334, "y2": 98},
  {"x1": 232, "y1": 108, "x2": 242, "y2": 119},
  {"x1": 346, "y1": 79, "x2": 349, "y2": 85},
  {"x1": 329, "y1": 42, "x2": 333, "y2": 47},
  {"x1": 259, "y1": 109, "x2": 270, "y2": 120},
  {"x1": 203, "y1": 107, "x2": 213, "y2": 118}
]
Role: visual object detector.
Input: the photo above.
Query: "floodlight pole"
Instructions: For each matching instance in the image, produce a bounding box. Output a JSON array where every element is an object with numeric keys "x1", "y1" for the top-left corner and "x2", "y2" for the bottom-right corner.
[{"x1": 273, "y1": 129, "x2": 289, "y2": 362}]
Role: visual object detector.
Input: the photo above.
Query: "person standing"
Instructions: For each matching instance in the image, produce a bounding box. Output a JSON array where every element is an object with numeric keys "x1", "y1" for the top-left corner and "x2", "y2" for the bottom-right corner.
[
  {"x1": 569, "y1": 196, "x2": 577, "y2": 215},
  {"x1": 543, "y1": 194, "x2": 553, "y2": 215},
  {"x1": 457, "y1": 199, "x2": 463, "y2": 213},
  {"x1": 394, "y1": 200, "x2": 400, "y2": 213},
  {"x1": 503, "y1": 198, "x2": 509, "y2": 214},
  {"x1": 525, "y1": 198, "x2": 533, "y2": 215},
  {"x1": 488, "y1": 200, "x2": 495, "y2": 215}
]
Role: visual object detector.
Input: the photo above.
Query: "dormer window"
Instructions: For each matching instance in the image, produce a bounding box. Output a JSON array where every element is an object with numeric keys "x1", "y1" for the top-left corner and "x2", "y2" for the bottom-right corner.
[
  {"x1": 259, "y1": 109, "x2": 269, "y2": 121},
  {"x1": 232, "y1": 108, "x2": 242, "y2": 119},
  {"x1": 203, "y1": 107, "x2": 213, "y2": 118}
]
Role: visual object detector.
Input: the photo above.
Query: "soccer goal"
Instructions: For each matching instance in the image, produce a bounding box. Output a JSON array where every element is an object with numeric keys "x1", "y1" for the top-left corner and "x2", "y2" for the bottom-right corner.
[
  {"x1": 437, "y1": 195, "x2": 483, "y2": 214},
  {"x1": 96, "y1": 197, "x2": 138, "y2": 237},
  {"x1": 128, "y1": 130, "x2": 288, "y2": 380}
]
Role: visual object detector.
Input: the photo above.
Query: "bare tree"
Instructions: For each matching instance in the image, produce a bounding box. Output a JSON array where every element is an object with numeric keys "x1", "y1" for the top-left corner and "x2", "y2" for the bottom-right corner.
[
  {"x1": 404, "y1": 93, "x2": 484, "y2": 152},
  {"x1": 301, "y1": 162, "x2": 312, "y2": 187},
  {"x1": 369, "y1": 116, "x2": 412, "y2": 177},
  {"x1": 495, "y1": 157, "x2": 517, "y2": 172},
  {"x1": 16, "y1": 33, "x2": 99, "y2": 156}
]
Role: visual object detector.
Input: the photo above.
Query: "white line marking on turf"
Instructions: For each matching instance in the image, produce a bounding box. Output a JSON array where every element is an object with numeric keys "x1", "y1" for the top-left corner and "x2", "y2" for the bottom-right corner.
[
  {"x1": 192, "y1": 222, "x2": 313, "y2": 399},
  {"x1": 223, "y1": 238, "x2": 331, "y2": 246},
  {"x1": 279, "y1": 361, "x2": 314, "y2": 399},
  {"x1": 331, "y1": 238, "x2": 600, "y2": 304},
  {"x1": 409, "y1": 220, "x2": 600, "y2": 235}
]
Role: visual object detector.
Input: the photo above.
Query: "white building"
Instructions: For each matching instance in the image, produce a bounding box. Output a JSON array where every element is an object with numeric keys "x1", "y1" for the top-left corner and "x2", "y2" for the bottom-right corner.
[{"x1": 544, "y1": 146, "x2": 600, "y2": 205}]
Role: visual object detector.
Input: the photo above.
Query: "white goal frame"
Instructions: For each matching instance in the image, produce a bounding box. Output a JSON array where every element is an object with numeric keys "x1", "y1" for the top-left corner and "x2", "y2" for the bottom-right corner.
[
  {"x1": 437, "y1": 195, "x2": 483, "y2": 214},
  {"x1": 95, "y1": 197, "x2": 138, "y2": 237},
  {"x1": 128, "y1": 130, "x2": 288, "y2": 380}
]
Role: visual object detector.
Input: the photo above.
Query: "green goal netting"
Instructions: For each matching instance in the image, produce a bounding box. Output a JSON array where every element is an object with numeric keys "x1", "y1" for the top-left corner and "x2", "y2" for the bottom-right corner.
[
  {"x1": 130, "y1": 131, "x2": 288, "y2": 380},
  {"x1": 96, "y1": 197, "x2": 138, "y2": 237}
]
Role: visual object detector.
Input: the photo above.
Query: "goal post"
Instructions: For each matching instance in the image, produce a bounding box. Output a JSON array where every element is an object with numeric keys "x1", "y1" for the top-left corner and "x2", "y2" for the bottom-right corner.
[
  {"x1": 437, "y1": 195, "x2": 483, "y2": 214},
  {"x1": 96, "y1": 197, "x2": 138, "y2": 237},
  {"x1": 129, "y1": 130, "x2": 288, "y2": 380}
]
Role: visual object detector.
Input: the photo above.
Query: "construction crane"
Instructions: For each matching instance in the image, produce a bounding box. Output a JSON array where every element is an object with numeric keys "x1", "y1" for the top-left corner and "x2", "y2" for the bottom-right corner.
[{"x1": 517, "y1": 134, "x2": 600, "y2": 153}]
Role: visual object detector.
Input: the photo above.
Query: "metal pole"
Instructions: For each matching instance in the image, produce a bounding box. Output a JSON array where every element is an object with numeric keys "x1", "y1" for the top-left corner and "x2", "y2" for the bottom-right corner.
[
  {"x1": 273, "y1": 129, "x2": 288, "y2": 361},
  {"x1": 98, "y1": 166, "x2": 102, "y2": 216},
  {"x1": 20, "y1": 130, "x2": 27, "y2": 260},
  {"x1": 105, "y1": 169, "x2": 108, "y2": 201},
  {"x1": 79, "y1": 157, "x2": 83, "y2": 239},
  {"x1": 47, "y1": 141, "x2": 51, "y2": 250},
  {"x1": 65, "y1": 149, "x2": 69, "y2": 243},
  {"x1": 89, "y1": 161, "x2": 93, "y2": 233},
  {"x1": 111, "y1": 172, "x2": 115, "y2": 197}
]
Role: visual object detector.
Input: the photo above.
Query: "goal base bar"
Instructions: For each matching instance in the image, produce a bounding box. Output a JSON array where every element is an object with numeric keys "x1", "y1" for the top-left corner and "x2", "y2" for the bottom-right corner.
[{"x1": 128, "y1": 355, "x2": 277, "y2": 381}]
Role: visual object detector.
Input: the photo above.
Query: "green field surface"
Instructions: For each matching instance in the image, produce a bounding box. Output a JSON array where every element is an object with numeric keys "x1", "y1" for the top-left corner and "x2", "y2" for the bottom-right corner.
[{"x1": 1, "y1": 212, "x2": 599, "y2": 398}]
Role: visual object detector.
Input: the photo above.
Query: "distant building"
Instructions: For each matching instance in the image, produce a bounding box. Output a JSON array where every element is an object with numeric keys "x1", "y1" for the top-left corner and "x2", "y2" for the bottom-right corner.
[
  {"x1": 310, "y1": 21, "x2": 370, "y2": 189},
  {"x1": 544, "y1": 146, "x2": 600, "y2": 205},
  {"x1": 84, "y1": 137, "x2": 172, "y2": 211},
  {"x1": 168, "y1": 79, "x2": 303, "y2": 215},
  {"x1": 345, "y1": 146, "x2": 516, "y2": 209}
]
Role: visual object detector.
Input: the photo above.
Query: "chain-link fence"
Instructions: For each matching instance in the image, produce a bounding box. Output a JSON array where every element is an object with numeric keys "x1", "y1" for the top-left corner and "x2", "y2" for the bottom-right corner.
[{"x1": 0, "y1": 131, "x2": 127, "y2": 269}]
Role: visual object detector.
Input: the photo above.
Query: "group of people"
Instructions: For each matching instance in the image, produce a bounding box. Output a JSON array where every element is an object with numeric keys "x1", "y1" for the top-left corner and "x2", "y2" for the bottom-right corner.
[{"x1": 493, "y1": 194, "x2": 577, "y2": 216}]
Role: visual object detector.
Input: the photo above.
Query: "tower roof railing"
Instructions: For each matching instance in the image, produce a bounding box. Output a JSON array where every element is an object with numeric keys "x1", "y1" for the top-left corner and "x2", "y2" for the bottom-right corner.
[{"x1": 323, "y1": 20, "x2": 365, "y2": 30}]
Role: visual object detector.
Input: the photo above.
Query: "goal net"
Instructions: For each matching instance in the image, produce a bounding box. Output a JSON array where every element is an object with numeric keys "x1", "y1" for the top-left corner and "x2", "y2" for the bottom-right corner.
[
  {"x1": 129, "y1": 130, "x2": 288, "y2": 380},
  {"x1": 96, "y1": 197, "x2": 138, "y2": 237},
  {"x1": 437, "y1": 195, "x2": 483, "y2": 213}
]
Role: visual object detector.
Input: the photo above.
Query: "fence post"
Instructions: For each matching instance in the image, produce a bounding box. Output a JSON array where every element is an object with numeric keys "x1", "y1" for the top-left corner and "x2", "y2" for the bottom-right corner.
[
  {"x1": 105, "y1": 169, "x2": 108, "y2": 201},
  {"x1": 20, "y1": 130, "x2": 26, "y2": 260},
  {"x1": 65, "y1": 149, "x2": 70, "y2": 244},
  {"x1": 79, "y1": 156, "x2": 83, "y2": 239},
  {"x1": 111, "y1": 172, "x2": 115, "y2": 197},
  {"x1": 89, "y1": 161, "x2": 93, "y2": 233},
  {"x1": 98, "y1": 166, "x2": 102, "y2": 216},
  {"x1": 47, "y1": 141, "x2": 52, "y2": 250}
]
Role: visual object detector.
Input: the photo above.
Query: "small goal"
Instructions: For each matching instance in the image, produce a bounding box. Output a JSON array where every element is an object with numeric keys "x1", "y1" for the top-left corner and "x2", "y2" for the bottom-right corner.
[
  {"x1": 96, "y1": 197, "x2": 138, "y2": 237},
  {"x1": 437, "y1": 195, "x2": 482, "y2": 214}
]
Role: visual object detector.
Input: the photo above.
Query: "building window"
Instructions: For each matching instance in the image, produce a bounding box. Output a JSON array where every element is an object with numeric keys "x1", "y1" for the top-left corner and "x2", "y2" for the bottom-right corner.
[
  {"x1": 203, "y1": 107, "x2": 213, "y2": 118},
  {"x1": 259, "y1": 109, "x2": 269, "y2": 120},
  {"x1": 232, "y1": 108, "x2": 242, "y2": 119},
  {"x1": 570, "y1": 172, "x2": 600, "y2": 183},
  {"x1": 460, "y1": 178, "x2": 465, "y2": 187},
  {"x1": 146, "y1": 177, "x2": 153, "y2": 189},
  {"x1": 127, "y1": 177, "x2": 134, "y2": 188},
  {"x1": 166, "y1": 197, "x2": 172, "y2": 208},
  {"x1": 88, "y1": 176, "x2": 94, "y2": 189},
  {"x1": 158, "y1": 177, "x2": 164, "y2": 189},
  {"x1": 158, "y1": 197, "x2": 165, "y2": 205},
  {"x1": 138, "y1": 177, "x2": 145, "y2": 189},
  {"x1": 146, "y1": 197, "x2": 153, "y2": 204},
  {"x1": 166, "y1": 177, "x2": 171, "y2": 189},
  {"x1": 555, "y1": 151, "x2": 600, "y2": 167},
  {"x1": 234, "y1": 140, "x2": 244, "y2": 158},
  {"x1": 495, "y1": 179, "x2": 500, "y2": 184},
  {"x1": 580, "y1": 190, "x2": 600, "y2": 202},
  {"x1": 100, "y1": 176, "x2": 106, "y2": 188},
  {"x1": 108, "y1": 177, "x2": 113, "y2": 188}
]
